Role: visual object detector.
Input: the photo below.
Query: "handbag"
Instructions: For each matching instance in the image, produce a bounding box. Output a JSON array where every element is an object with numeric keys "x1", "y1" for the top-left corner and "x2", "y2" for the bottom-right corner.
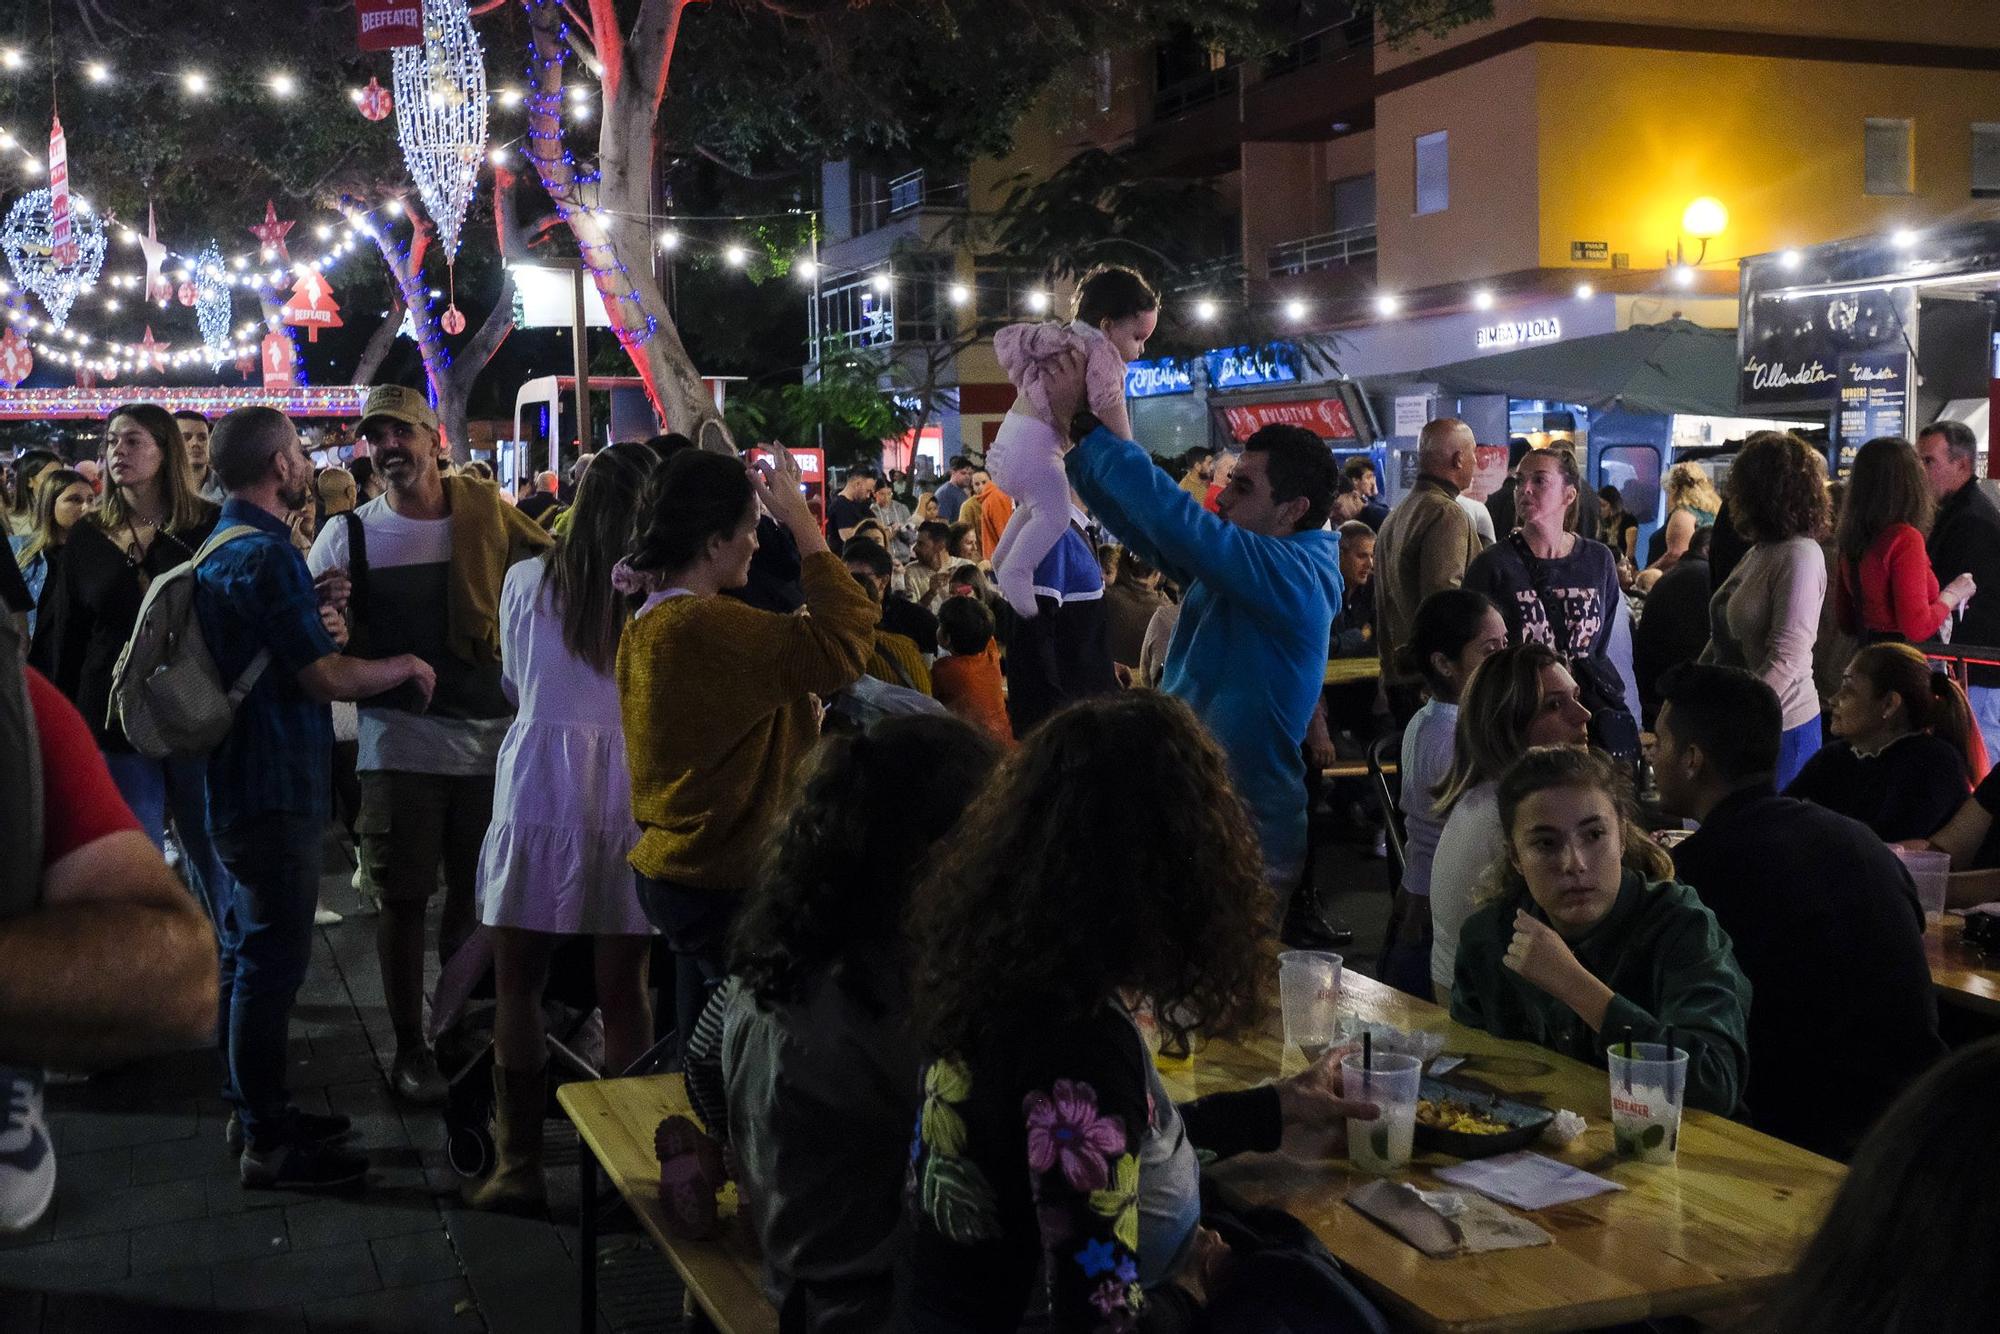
[{"x1": 1508, "y1": 533, "x2": 1642, "y2": 758}]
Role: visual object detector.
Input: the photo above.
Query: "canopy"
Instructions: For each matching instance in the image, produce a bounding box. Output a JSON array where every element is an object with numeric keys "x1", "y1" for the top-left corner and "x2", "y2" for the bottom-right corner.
[{"x1": 1410, "y1": 319, "x2": 1743, "y2": 418}]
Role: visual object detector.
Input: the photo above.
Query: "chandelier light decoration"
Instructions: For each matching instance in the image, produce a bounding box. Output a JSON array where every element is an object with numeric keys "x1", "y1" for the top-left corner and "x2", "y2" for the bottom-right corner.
[
  {"x1": 1, "y1": 188, "x2": 107, "y2": 329},
  {"x1": 193, "y1": 241, "x2": 233, "y2": 363},
  {"x1": 392, "y1": 0, "x2": 488, "y2": 262}
]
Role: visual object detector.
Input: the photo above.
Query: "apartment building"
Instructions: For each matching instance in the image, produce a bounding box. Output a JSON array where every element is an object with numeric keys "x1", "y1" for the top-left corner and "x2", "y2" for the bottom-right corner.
[{"x1": 809, "y1": 0, "x2": 2000, "y2": 470}]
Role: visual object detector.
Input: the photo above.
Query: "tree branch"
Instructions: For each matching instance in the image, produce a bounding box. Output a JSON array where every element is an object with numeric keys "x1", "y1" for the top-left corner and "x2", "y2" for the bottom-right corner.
[
  {"x1": 458, "y1": 271, "x2": 517, "y2": 375},
  {"x1": 585, "y1": 0, "x2": 623, "y2": 95},
  {"x1": 350, "y1": 298, "x2": 405, "y2": 386},
  {"x1": 637, "y1": 0, "x2": 706, "y2": 117},
  {"x1": 692, "y1": 144, "x2": 799, "y2": 183}
]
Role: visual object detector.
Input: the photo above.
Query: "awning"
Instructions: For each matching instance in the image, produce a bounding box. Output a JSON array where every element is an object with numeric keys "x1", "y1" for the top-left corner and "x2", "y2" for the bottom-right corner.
[{"x1": 1408, "y1": 319, "x2": 1744, "y2": 418}]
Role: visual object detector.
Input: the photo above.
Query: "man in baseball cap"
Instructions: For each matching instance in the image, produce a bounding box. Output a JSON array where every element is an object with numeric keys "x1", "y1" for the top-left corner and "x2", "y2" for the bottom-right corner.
[{"x1": 306, "y1": 385, "x2": 550, "y2": 1108}]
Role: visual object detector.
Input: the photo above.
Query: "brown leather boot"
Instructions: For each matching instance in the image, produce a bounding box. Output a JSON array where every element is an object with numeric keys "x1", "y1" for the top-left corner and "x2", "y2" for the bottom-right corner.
[{"x1": 463, "y1": 1062, "x2": 547, "y2": 1214}]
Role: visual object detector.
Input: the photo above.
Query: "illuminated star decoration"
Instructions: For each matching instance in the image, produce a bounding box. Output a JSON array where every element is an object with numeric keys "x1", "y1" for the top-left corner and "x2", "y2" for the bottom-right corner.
[
  {"x1": 135, "y1": 325, "x2": 171, "y2": 372},
  {"x1": 0, "y1": 188, "x2": 108, "y2": 329},
  {"x1": 192, "y1": 242, "x2": 234, "y2": 364},
  {"x1": 392, "y1": 0, "x2": 488, "y2": 260},
  {"x1": 249, "y1": 200, "x2": 294, "y2": 262}
]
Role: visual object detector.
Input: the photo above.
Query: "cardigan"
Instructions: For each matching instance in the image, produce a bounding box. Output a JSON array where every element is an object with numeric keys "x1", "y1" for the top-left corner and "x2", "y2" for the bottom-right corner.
[
  {"x1": 1701, "y1": 537, "x2": 1826, "y2": 730},
  {"x1": 617, "y1": 551, "x2": 876, "y2": 889},
  {"x1": 1782, "y1": 733, "x2": 1969, "y2": 843},
  {"x1": 1373, "y1": 475, "x2": 1481, "y2": 688},
  {"x1": 1450, "y1": 870, "x2": 1752, "y2": 1116},
  {"x1": 1835, "y1": 523, "x2": 1951, "y2": 643}
]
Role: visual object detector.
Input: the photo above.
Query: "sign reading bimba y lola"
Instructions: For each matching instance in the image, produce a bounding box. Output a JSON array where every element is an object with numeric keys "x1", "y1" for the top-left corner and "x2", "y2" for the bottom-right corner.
[{"x1": 355, "y1": 0, "x2": 424, "y2": 50}]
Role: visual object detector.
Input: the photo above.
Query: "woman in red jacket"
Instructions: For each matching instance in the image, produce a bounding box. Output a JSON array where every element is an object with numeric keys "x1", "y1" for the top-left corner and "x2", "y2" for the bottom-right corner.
[{"x1": 1834, "y1": 436, "x2": 1975, "y2": 644}]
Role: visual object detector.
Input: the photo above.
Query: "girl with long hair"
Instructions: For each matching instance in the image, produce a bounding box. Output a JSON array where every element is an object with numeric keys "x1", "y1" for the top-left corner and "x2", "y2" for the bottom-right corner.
[
  {"x1": 1785, "y1": 642, "x2": 1985, "y2": 843},
  {"x1": 1382, "y1": 588, "x2": 1509, "y2": 998},
  {"x1": 1450, "y1": 746, "x2": 1750, "y2": 1115},
  {"x1": 464, "y1": 441, "x2": 664, "y2": 1213},
  {"x1": 1701, "y1": 431, "x2": 1830, "y2": 788},
  {"x1": 616, "y1": 445, "x2": 877, "y2": 1064},
  {"x1": 679, "y1": 716, "x2": 1000, "y2": 1323},
  {"x1": 7, "y1": 466, "x2": 91, "y2": 636},
  {"x1": 1650, "y1": 460, "x2": 1721, "y2": 572},
  {"x1": 1834, "y1": 435, "x2": 1974, "y2": 643},
  {"x1": 1428, "y1": 642, "x2": 1592, "y2": 1004},
  {"x1": 901, "y1": 691, "x2": 1382, "y2": 1328},
  {"x1": 29, "y1": 405, "x2": 226, "y2": 903}
]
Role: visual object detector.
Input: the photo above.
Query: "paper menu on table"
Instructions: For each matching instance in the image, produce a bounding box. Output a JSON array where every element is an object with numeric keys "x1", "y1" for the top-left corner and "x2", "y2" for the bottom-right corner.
[{"x1": 1432, "y1": 1150, "x2": 1624, "y2": 1211}]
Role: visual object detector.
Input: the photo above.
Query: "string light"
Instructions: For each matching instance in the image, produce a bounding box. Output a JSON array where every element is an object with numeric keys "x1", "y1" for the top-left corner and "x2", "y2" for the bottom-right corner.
[
  {"x1": 1472, "y1": 288, "x2": 1495, "y2": 310},
  {"x1": 182, "y1": 69, "x2": 208, "y2": 96},
  {"x1": 1283, "y1": 298, "x2": 1307, "y2": 321},
  {"x1": 657, "y1": 229, "x2": 679, "y2": 252},
  {"x1": 723, "y1": 244, "x2": 747, "y2": 267},
  {"x1": 0, "y1": 49, "x2": 23, "y2": 72},
  {"x1": 869, "y1": 271, "x2": 891, "y2": 293},
  {"x1": 948, "y1": 283, "x2": 968, "y2": 306},
  {"x1": 1193, "y1": 297, "x2": 1217, "y2": 322},
  {"x1": 392, "y1": 0, "x2": 489, "y2": 261},
  {"x1": 1026, "y1": 290, "x2": 1049, "y2": 313},
  {"x1": 193, "y1": 241, "x2": 234, "y2": 361},
  {"x1": 1375, "y1": 293, "x2": 1401, "y2": 316},
  {"x1": 267, "y1": 71, "x2": 297, "y2": 99},
  {"x1": 794, "y1": 257, "x2": 816, "y2": 280},
  {"x1": 1, "y1": 189, "x2": 108, "y2": 328},
  {"x1": 83, "y1": 61, "x2": 109, "y2": 84},
  {"x1": 1575, "y1": 282, "x2": 1594, "y2": 299}
]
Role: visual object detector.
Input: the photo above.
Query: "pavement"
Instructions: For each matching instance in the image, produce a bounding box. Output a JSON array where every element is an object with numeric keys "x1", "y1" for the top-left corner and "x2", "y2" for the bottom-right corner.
[{"x1": 1, "y1": 805, "x2": 1395, "y2": 1332}]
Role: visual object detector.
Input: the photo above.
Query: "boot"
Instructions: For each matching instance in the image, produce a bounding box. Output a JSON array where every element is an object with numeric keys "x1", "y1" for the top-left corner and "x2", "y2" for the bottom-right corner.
[{"x1": 463, "y1": 1063, "x2": 547, "y2": 1214}]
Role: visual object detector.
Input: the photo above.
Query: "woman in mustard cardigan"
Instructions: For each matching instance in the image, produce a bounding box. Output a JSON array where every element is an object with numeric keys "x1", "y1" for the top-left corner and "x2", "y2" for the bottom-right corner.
[{"x1": 616, "y1": 445, "x2": 877, "y2": 1057}]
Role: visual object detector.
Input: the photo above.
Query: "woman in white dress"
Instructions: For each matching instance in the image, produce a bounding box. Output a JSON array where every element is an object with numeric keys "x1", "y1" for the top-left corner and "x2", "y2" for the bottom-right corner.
[{"x1": 467, "y1": 441, "x2": 661, "y2": 1213}]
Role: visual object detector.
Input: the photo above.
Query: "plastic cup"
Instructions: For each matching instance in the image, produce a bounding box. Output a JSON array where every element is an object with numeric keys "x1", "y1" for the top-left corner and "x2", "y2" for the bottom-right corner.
[
  {"x1": 1278, "y1": 950, "x2": 1344, "y2": 1061},
  {"x1": 1894, "y1": 848, "x2": 1951, "y2": 925},
  {"x1": 1607, "y1": 1042, "x2": 1688, "y2": 1164},
  {"x1": 1342, "y1": 1051, "x2": 1420, "y2": 1173}
]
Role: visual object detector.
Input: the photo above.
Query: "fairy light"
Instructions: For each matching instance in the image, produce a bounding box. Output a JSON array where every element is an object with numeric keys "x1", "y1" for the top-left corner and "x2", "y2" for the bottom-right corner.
[
  {"x1": 723, "y1": 244, "x2": 747, "y2": 267},
  {"x1": 182, "y1": 69, "x2": 208, "y2": 96},
  {"x1": 657, "y1": 229, "x2": 679, "y2": 252},
  {"x1": 267, "y1": 71, "x2": 297, "y2": 99},
  {"x1": 83, "y1": 60, "x2": 109, "y2": 84}
]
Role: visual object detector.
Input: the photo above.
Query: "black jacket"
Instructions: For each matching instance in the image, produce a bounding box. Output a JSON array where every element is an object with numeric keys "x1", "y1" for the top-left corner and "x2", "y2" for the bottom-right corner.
[
  {"x1": 1670, "y1": 787, "x2": 1945, "y2": 1158},
  {"x1": 1926, "y1": 479, "x2": 2000, "y2": 686},
  {"x1": 1633, "y1": 558, "x2": 1712, "y2": 726}
]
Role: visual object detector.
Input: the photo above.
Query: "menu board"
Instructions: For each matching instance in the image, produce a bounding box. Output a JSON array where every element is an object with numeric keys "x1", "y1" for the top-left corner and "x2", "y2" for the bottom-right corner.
[{"x1": 1835, "y1": 349, "x2": 1911, "y2": 446}]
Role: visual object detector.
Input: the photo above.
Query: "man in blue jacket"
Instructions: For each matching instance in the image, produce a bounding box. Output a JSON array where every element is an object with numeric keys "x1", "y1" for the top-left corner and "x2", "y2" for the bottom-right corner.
[{"x1": 1068, "y1": 420, "x2": 1342, "y2": 916}]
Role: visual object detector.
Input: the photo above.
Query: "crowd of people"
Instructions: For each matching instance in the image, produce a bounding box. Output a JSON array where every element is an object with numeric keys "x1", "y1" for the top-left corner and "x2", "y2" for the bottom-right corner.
[{"x1": 5, "y1": 295, "x2": 2000, "y2": 1326}]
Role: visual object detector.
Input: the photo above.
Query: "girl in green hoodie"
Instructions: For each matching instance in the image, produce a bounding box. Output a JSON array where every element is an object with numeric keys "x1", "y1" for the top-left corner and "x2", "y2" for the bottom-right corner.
[{"x1": 1450, "y1": 746, "x2": 1751, "y2": 1116}]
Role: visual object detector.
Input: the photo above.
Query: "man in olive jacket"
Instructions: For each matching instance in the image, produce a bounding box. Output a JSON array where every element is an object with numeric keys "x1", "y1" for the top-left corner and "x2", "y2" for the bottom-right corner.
[{"x1": 1374, "y1": 417, "x2": 1482, "y2": 720}]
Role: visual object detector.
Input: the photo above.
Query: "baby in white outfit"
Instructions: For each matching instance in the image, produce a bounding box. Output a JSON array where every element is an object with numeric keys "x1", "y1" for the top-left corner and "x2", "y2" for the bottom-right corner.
[{"x1": 986, "y1": 266, "x2": 1160, "y2": 617}]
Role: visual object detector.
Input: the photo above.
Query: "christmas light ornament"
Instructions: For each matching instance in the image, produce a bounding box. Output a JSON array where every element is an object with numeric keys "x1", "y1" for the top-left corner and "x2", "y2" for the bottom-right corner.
[
  {"x1": 249, "y1": 200, "x2": 295, "y2": 261},
  {"x1": 440, "y1": 304, "x2": 465, "y2": 334},
  {"x1": 192, "y1": 242, "x2": 233, "y2": 362},
  {"x1": 1, "y1": 187, "x2": 107, "y2": 328},
  {"x1": 392, "y1": 0, "x2": 488, "y2": 260},
  {"x1": 135, "y1": 325, "x2": 171, "y2": 372},
  {"x1": 139, "y1": 201, "x2": 170, "y2": 302},
  {"x1": 176, "y1": 280, "x2": 197, "y2": 306},
  {"x1": 48, "y1": 116, "x2": 77, "y2": 267},
  {"x1": 355, "y1": 75, "x2": 394, "y2": 121},
  {"x1": 0, "y1": 326, "x2": 32, "y2": 386}
]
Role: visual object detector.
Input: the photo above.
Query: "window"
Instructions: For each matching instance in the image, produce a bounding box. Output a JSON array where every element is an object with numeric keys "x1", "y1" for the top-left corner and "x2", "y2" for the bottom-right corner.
[
  {"x1": 1414, "y1": 131, "x2": 1448, "y2": 215},
  {"x1": 972, "y1": 258, "x2": 1041, "y2": 331},
  {"x1": 1973, "y1": 123, "x2": 2000, "y2": 198},
  {"x1": 1331, "y1": 173, "x2": 1377, "y2": 233},
  {"x1": 1864, "y1": 117, "x2": 1913, "y2": 195}
]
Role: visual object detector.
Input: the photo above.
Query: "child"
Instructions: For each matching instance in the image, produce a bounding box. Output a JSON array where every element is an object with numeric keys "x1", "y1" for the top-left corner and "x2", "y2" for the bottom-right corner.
[
  {"x1": 988, "y1": 265, "x2": 1158, "y2": 617},
  {"x1": 931, "y1": 594, "x2": 1014, "y2": 746}
]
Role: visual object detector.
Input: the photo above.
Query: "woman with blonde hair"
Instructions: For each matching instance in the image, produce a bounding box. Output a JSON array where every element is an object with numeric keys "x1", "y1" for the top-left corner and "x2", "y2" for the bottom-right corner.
[
  {"x1": 7, "y1": 466, "x2": 91, "y2": 636},
  {"x1": 1450, "y1": 745, "x2": 1750, "y2": 1115},
  {"x1": 1650, "y1": 461, "x2": 1721, "y2": 572},
  {"x1": 1427, "y1": 642, "x2": 1593, "y2": 1004}
]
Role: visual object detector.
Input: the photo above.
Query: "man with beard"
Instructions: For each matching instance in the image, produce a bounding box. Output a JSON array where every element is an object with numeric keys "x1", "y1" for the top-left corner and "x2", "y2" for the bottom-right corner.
[
  {"x1": 174, "y1": 409, "x2": 221, "y2": 502},
  {"x1": 195, "y1": 407, "x2": 435, "y2": 1189},
  {"x1": 308, "y1": 386, "x2": 550, "y2": 1106}
]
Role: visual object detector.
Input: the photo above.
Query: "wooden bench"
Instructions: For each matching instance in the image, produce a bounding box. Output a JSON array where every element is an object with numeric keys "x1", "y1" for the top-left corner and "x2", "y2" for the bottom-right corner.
[
  {"x1": 558, "y1": 1074, "x2": 777, "y2": 1334},
  {"x1": 1927, "y1": 915, "x2": 2000, "y2": 1019}
]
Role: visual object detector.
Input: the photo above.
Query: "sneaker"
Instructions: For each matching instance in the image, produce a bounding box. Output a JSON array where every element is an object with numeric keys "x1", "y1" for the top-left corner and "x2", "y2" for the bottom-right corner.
[
  {"x1": 225, "y1": 1109, "x2": 354, "y2": 1154},
  {"x1": 240, "y1": 1138, "x2": 368, "y2": 1192},
  {"x1": 389, "y1": 1048, "x2": 448, "y2": 1106},
  {"x1": 0, "y1": 1067, "x2": 56, "y2": 1233},
  {"x1": 314, "y1": 902, "x2": 344, "y2": 927}
]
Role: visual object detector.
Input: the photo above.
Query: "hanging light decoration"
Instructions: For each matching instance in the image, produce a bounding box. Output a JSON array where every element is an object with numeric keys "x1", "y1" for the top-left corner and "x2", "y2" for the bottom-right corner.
[
  {"x1": 0, "y1": 188, "x2": 107, "y2": 329},
  {"x1": 192, "y1": 241, "x2": 234, "y2": 363},
  {"x1": 392, "y1": 0, "x2": 488, "y2": 261}
]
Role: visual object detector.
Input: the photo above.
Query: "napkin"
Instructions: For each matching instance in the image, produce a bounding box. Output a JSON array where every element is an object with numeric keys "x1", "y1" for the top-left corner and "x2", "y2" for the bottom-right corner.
[
  {"x1": 1433, "y1": 1150, "x2": 1624, "y2": 1211},
  {"x1": 1346, "y1": 1179, "x2": 1552, "y2": 1257}
]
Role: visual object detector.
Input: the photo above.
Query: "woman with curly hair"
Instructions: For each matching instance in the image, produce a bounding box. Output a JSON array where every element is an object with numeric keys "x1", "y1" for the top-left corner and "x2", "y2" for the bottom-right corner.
[
  {"x1": 1700, "y1": 431, "x2": 1829, "y2": 789},
  {"x1": 901, "y1": 691, "x2": 1379, "y2": 1330},
  {"x1": 681, "y1": 715, "x2": 1000, "y2": 1324},
  {"x1": 1450, "y1": 746, "x2": 1751, "y2": 1116},
  {"x1": 1649, "y1": 460, "x2": 1721, "y2": 573}
]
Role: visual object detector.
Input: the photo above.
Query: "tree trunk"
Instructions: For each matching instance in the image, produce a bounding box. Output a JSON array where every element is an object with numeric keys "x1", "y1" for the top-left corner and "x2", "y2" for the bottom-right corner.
[
  {"x1": 520, "y1": 0, "x2": 733, "y2": 453},
  {"x1": 350, "y1": 298, "x2": 405, "y2": 386},
  {"x1": 435, "y1": 273, "x2": 516, "y2": 459}
]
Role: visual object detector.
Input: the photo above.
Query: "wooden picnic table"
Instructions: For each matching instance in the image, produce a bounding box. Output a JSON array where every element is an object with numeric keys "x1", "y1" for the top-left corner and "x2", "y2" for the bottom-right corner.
[
  {"x1": 1326, "y1": 656, "x2": 1383, "y2": 686},
  {"x1": 559, "y1": 1075, "x2": 778, "y2": 1334},
  {"x1": 1927, "y1": 915, "x2": 2000, "y2": 1018},
  {"x1": 1154, "y1": 970, "x2": 1846, "y2": 1333}
]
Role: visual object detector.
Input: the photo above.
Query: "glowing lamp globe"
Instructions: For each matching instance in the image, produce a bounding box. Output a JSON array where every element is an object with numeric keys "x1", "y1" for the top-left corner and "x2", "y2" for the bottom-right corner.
[{"x1": 1682, "y1": 197, "x2": 1728, "y2": 241}]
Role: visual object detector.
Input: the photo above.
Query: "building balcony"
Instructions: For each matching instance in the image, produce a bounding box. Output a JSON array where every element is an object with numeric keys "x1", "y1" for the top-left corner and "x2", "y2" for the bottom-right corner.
[{"x1": 1268, "y1": 225, "x2": 1379, "y2": 278}]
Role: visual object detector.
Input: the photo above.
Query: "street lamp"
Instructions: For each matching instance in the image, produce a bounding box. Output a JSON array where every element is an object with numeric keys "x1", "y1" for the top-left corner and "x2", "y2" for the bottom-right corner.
[{"x1": 1676, "y1": 196, "x2": 1727, "y2": 267}]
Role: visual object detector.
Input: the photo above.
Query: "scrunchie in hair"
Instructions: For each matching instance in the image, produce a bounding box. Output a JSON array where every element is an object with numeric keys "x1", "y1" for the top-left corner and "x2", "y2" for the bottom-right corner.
[{"x1": 611, "y1": 556, "x2": 661, "y2": 596}]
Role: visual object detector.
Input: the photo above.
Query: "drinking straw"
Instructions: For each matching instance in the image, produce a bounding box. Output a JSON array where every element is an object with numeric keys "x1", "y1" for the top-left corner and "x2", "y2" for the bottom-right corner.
[
  {"x1": 1360, "y1": 1029, "x2": 1373, "y2": 1095},
  {"x1": 1622, "y1": 1025, "x2": 1634, "y2": 1092}
]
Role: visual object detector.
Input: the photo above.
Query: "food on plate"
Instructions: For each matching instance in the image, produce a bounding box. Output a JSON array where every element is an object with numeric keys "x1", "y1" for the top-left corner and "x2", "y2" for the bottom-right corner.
[{"x1": 1415, "y1": 1096, "x2": 1513, "y2": 1136}]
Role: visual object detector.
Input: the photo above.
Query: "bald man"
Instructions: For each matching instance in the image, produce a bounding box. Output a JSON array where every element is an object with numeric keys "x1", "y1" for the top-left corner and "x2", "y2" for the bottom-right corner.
[{"x1": 1374, "y1": 417, "x2": 1482, "y2": 720}]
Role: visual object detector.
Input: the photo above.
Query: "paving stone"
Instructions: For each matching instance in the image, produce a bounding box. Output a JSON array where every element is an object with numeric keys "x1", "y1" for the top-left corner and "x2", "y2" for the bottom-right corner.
[
  {"x1": 286, "y1": 1196, "x2": 442, "y2": 1251},
  {"x1": 205, "y1": 1170, "x2": 299, "y2": 1216},
  {"x1": 47, "y1": 1103, "x2": 200, "y2": 1153},
  {"x1": 130, "y1": 1129, "x2": 237, "y2": 1185},
  {"x1": 442, "y1": 1206, "x2": 578, "y2": 1334},
  {"x1": 0, "y1": 1287, "x2": 44, "y2": 1328},
  {"x1": 130, "y1": 1210, "x2": 289, "y2": 1275},
  {"x1": 303, "y1": 1277, "x2": 477, "y2": 1334},
  {"x1": 208, "y1": 1240, "x2": 381, "y2": 1312},
  {"x1": 100, "y1": 1261, "x2": 216, "y2": 1310},
  {"x1": 368, "y1": 1230, "x2": 462, "y2": 1288},
  {"x1": 49, "y1": 1175, "x2": 209, "y2": 1241},
  {"x1": 0, "y1": 1231, "x2": 131, "y2": 1292}
]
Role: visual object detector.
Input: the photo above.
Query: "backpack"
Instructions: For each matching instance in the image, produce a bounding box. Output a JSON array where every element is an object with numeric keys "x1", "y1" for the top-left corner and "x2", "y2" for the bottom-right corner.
[{"x1": 109, "y1": 525, "x2": 272, "y2": 759}]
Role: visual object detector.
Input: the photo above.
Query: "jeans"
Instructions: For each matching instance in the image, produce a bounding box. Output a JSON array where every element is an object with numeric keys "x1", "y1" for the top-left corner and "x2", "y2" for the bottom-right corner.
[
  {"x1": 103, "y1": 749, "x2": 236, "y2": 938},
  {"x1": 1969, "y1": 686, "x2": 2000, "y2": 773},
  {"x1": 1775, "y1": 717, "x2": 1823, "y2": 792},
  {"x1": 634, "y1": 876, "x2": 738, "y2": 1062},
  {"x1": 210, "y1": 813, "x2": 322, "y2": 1152}
]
